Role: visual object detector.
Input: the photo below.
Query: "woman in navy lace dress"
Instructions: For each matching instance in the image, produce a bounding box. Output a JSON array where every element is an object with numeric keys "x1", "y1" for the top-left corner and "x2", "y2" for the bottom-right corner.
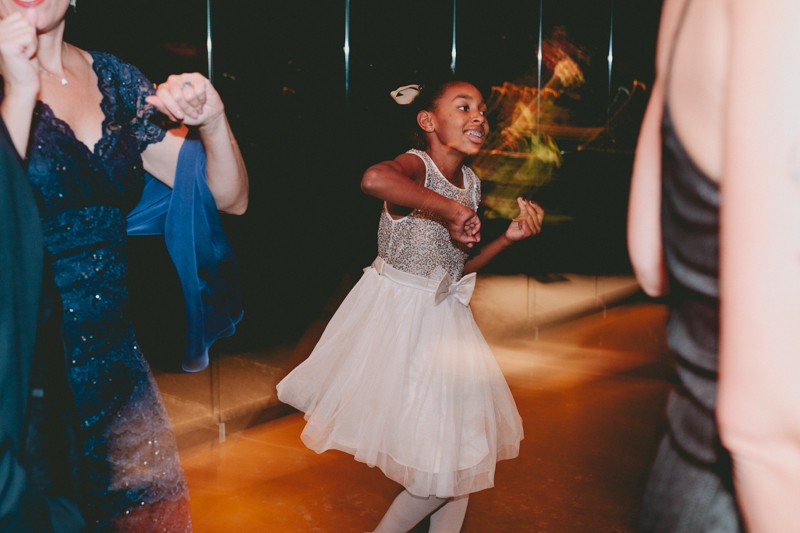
[{"x1": 0, "y1": 0, "x2": 248, "y2": 530}]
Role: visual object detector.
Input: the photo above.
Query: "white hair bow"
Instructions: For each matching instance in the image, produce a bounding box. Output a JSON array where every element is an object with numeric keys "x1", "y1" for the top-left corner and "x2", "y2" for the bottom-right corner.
[{"x1": 390, "y1": 84, "x2": 421, "y2": 105}]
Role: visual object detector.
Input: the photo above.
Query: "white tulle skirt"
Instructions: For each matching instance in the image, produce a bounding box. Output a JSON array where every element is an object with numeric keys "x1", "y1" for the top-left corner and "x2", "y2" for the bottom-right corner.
[{"x1": 276, "y1": 258, "x2": 523, "y2": 498}]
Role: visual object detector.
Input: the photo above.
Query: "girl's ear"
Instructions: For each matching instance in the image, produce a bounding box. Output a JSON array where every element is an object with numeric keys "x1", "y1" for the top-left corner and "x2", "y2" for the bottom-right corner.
[{"x1": 417, "y1": 110, "x2": 435, "y2": 133}]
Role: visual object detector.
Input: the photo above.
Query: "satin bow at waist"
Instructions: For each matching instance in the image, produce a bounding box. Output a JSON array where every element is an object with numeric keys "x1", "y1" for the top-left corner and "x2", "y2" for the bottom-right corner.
[{"x1": 370, "y1": 257, "x2": 476, "y2": 306}]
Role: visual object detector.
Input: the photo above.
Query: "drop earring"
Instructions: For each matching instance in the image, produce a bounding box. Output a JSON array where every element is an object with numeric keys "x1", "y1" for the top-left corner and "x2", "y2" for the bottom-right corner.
[{"x1": 69, "y1": 0, "x2": 77, "y2": 12}]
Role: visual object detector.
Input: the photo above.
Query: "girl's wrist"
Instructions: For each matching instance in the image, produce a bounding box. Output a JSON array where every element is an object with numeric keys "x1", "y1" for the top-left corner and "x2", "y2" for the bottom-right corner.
[
  {"x1": 430, "y1": 196, "x2": 458, "y2": 220},
  {"x1": 499, "y1": 232, "x2": 515, "y2": 246}
]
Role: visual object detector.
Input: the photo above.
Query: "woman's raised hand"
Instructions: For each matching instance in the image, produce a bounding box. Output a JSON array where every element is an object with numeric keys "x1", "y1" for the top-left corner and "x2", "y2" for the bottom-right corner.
[
  {"x1": 505, "y1": 197, "x2": 544, "y2": 241},
  {"x1": 0, "y1": 10, "x2": 40, "y2": 97},
  {"x1": 146, "y1": 72, "x2": 225, "y2": 129}
]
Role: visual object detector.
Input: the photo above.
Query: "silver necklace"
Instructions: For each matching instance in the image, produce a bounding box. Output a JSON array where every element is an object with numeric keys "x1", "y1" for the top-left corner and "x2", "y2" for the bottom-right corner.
[
  {"x1": 39, "y1": 44, "x2": 70, "y2": 86},
  {"x1": 39, "y1": 65, "x2": 68, "y2": 86}
]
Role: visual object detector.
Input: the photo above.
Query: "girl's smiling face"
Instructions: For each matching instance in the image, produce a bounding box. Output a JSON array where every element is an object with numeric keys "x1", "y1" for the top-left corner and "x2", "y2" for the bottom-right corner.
[{"x1": 422, "y1": 81, "x2": 488, "y2": 156}]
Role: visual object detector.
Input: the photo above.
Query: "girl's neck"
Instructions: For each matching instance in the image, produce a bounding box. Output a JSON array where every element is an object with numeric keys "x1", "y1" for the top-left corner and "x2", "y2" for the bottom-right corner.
[{"x1": 426, "y1": 146, "x2": 466, "y2": 186}]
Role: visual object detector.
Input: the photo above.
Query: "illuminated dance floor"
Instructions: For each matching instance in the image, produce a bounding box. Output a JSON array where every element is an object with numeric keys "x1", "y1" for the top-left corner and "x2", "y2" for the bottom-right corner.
[{"x1": 176, "y1": 275, "x2": 672, "y2": 532}]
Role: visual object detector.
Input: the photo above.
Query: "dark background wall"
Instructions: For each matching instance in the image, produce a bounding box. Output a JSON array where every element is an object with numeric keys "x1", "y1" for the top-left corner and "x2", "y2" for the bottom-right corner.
[{"x1": 66, "y1": 0, "x2": 662, "y2": 367}]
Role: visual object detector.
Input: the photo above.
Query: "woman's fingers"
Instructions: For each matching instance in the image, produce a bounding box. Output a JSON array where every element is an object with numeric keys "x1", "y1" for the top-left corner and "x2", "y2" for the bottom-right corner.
[
  {"x1": 147, "y1": 73, "x2": 210, "y2": 123},
  {"x1": 0, "y1": 12, "x2": 40, "y2": 90},
  {"x1": 174, "y1": 76, "x2": 207, "y2": 116},
  {"x1": 0, "y1": 13, "x2": 36, "y2": 56}
]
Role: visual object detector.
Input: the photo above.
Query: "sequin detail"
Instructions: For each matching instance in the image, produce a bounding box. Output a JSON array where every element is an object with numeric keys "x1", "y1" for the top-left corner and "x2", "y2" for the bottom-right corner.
[{"x1": 377, "y1": 149, "x2": 480, "y2": 281}]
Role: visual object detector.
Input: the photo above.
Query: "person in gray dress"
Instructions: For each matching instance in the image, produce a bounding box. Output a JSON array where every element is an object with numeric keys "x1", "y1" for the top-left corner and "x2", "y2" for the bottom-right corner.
[{"x1": 629, "y1": 0, "x2": 800, "y2": 530}]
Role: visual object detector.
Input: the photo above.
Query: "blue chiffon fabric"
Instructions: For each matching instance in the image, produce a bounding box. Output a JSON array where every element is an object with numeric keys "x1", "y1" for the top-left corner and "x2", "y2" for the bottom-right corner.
[{"x1": 126, "y1": 133, "x2": 243, "y2": 372}]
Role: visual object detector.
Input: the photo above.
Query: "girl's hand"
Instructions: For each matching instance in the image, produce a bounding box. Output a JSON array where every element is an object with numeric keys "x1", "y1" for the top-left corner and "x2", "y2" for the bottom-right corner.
[
  {"x1": 146, "y1": 73, "x2": 225, "y2": 130},
  {"x1": 446, "y1": 202, "x2": 481, "y2": 248},
  {"x1": 0, "y1": 11, "x2": 40, "y2": 98},
  {"x1": 505, "y1": 197, "x2": 544, "y2": 242}
]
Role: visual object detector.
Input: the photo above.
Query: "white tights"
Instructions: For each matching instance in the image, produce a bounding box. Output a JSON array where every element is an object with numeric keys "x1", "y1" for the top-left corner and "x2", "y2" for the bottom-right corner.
[{"x1": 369, "y1": 490, "x2": 470, "y2": 533}]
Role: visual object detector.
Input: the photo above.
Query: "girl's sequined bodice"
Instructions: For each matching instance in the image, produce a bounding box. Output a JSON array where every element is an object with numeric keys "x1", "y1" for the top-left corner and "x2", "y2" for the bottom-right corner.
[{"x1": 377, "y1": 149, "x2": 480, "y2": 281}]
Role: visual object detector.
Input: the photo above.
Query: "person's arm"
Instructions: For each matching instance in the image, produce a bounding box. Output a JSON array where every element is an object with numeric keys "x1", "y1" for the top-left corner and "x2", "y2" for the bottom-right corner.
[
  {"x1": 0, "y1": 11, "x2": 40, "y2": 157},
  {"x1": 627, "y1": 76, "x2": 667, "y2": 297},
  {"x1": 717, "y1": 1, "x2": 800, "y2": 530},
  {"x1": 361, "y1": 153, "x2": 481, "y2": 247},
  {"x1": 627, "y1": 0, "x2": 688, "y2": 298},
  {"x1": 143, "y1": 73, "x2": 249, "y2": 215},
  {"x1": 464, "y1": 197, "x2": 543, "y2": 274}
]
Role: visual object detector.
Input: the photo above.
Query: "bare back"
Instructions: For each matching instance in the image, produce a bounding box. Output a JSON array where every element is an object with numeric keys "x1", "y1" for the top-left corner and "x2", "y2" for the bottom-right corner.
[
  {"x1": 653, "y1": 1, "x2": 800, "y2": 530},
  {"x1": 667, "y1": 0, "x2": 727, "y2": 183}
]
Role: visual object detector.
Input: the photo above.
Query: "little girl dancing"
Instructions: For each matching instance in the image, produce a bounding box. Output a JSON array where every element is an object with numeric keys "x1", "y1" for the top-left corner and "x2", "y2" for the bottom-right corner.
[{"x1": 277, "y1": 78, "x2": 544, "y2": 532}]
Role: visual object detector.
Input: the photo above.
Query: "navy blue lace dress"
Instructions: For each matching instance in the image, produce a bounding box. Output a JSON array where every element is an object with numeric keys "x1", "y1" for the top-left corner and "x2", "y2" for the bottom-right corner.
[{"x1": 19, "y1": 52, "x2": 191, "y2": 531}]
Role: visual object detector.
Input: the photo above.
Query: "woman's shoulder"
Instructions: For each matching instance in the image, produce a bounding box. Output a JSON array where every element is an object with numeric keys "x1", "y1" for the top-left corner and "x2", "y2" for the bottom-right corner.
[
  {"x1": 89, "y1": 51, "x2": 153, "y2": 86},
  {"x1": 88, "y1": 50, "x2": 125, "y2": 71},
  {"x1": 88, "y1": 51, "x2": 158, "y2": 112}
]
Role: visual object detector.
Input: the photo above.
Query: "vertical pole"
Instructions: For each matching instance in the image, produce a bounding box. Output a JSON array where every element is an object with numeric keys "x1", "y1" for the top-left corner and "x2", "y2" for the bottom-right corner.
[
  {"x1": 206, "y1": 0, "x2": 214, "y2": 82},
  {"x1": 206, "y1": 0, "x2": 224, "y2": 442},
  {"x1": 536, "y1": 0, "x2": 543, "y2": 136},
  {"x1": 607, "y1": 0, "x2": 615, "y2": 114},
  {"x1": 450, "y1": 0, "x2": 457, "y2": 74},
  {"x1": 344, "y1": 0, "x2": 351, "y2": 98}
]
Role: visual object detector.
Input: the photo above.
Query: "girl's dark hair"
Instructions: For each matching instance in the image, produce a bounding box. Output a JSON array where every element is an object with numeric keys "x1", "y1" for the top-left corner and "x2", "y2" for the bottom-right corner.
[{"x1": 411, "y1": 77, "x2": 460, "y2": 113}]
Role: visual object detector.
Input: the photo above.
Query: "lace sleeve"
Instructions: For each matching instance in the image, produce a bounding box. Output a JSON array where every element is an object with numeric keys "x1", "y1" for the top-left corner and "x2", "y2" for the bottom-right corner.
[
  {"x1": 96, "y1": 52, "x2": 167, "y2": 152},
  {"x1": 126, "y1": 64, "x2": 167, "y2": 152}
]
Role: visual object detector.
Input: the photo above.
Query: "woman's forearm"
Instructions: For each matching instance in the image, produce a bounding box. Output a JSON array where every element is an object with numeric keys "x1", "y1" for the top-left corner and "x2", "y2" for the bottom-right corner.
[
  {"x1": 0, "y1": 92, "x2": 35, "y2": 157},
  {"x1": 627, "y1": 78, "x2": 667, "y2": 297},
  {"x1": 198, "y1": 114, "x2": 249, "y2": 214},
  {"x1": 717, "y1": 1, "x2": 800, "y2": 529}
]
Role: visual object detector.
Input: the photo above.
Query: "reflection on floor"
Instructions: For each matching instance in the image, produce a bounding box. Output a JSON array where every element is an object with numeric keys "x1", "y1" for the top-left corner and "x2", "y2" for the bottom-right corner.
[
  {"x1": 157, "y1": 274, "x2": 643, "y2": 449},
  {"x1": 174, "y1": 275, "x2": 673, "y2": 532}
]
